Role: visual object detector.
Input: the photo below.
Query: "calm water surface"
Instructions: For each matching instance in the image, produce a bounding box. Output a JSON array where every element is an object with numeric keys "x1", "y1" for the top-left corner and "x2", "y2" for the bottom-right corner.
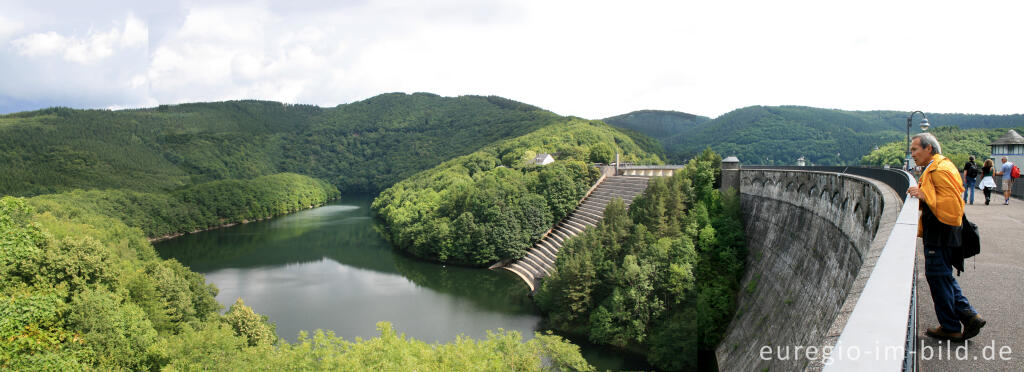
[{"x1": 156, "y1": 196, "x2": 649, "y2": 370}]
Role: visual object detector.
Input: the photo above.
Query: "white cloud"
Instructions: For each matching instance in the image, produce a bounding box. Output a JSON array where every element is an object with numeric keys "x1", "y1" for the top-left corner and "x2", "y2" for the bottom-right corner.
[
  {"x1": 10, "y1": 31, "x2": 67, "y2": 56},
  {"x1": 3, "y1": 0, "x2": 1024, "y2": 117},
  {"x1": 10, "y1": 14, "x2": 148, "y2": 64},
  {"x1": 0, "y1": 12, "x2": 151, "y2": 112},
  {"x1": 146, "y1": 5, "x2": 276, "y2": 102},
  {"x1": 121, "y1": 15, "x2": 148, "y2": 48},
  {"x1": 63, "y1": 28, "x2": 120, "y2": 63},
  {"x1": 137, "y1": 1, "x2": 538, "y2": 107},
  {"x1": 130, "y1": 74, "x2": 147, "y2": 89},
  {"x1": 177, "y1": 5, "x2": 272, "y2": 44}
]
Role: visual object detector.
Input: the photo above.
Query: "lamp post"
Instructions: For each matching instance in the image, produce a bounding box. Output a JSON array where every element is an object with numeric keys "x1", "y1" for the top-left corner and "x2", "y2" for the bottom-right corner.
[{"x1": 905, "y1": 111, "x2": 932, "y2": 170}]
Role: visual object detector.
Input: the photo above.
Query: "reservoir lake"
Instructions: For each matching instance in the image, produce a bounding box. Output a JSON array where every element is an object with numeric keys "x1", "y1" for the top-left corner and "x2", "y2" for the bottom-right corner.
[{"x1": 156, "y1": 195, "x2": 650, "y2": 370}]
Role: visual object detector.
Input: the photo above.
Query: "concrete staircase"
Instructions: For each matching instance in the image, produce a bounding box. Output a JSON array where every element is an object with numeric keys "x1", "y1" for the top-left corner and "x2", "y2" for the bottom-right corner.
[{"x1": 502, "y1": 176, "x2": 650, "y2": 291}]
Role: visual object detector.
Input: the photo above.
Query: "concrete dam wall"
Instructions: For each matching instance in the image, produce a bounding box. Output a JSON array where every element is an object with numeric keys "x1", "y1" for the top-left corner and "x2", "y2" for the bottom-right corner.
[{"x1": 716, "y1": 169, "x2": 903, "y2": 372}]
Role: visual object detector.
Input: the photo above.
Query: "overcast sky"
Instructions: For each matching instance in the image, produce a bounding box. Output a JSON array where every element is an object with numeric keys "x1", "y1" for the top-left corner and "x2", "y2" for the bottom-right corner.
[{"x1": 1, "y1": 0, "x2": 1022, "y2": 119}]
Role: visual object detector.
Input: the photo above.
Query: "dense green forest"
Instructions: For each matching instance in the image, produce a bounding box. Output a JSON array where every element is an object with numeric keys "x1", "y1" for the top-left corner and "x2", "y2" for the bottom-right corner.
[
  {"x1": 860, "y1": 126, "x2": 1024, "y2": 168},
  {"x1": 656, "y1": 106, "x2": 903, "y2": 165},
  {"x1": 28, "y1": 173, "x2": 339, "y2": 239},
  {"x1": 603, "y1": 110, "x2": 710, "y2": 142},
  {"x1": 604, "y1": 106, "x2": 1024, "y2": 165},
  {"x1": 372, "y1": 118, "x2": 661, "y2": 266},
  {"x1": 26, "y1": 95, "x2": 1024, "y2": 370},
  {"x1": 0, "y1": 196, "x2": 593, "y2": 370},
  {"x1": 0, "y1": 93, "x2": 561, "y2": 197},
  {"x1": 1, "y1": 94, "x2": 626, "y2": 370},
  {"x1": 534, "y1": 149, "x2": 746, "y2": 370}
]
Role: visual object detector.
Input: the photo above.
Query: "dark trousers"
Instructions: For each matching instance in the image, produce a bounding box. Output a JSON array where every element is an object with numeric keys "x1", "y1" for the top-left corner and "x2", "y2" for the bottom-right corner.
[{"x1": 924, "y1": 244, "x2": 977, "y2": 332}]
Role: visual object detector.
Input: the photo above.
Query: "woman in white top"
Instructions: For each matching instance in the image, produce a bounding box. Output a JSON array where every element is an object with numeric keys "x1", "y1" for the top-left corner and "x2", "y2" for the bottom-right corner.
[{"x1": 979, "y1": 158, "x2": 998, "y2": 205}]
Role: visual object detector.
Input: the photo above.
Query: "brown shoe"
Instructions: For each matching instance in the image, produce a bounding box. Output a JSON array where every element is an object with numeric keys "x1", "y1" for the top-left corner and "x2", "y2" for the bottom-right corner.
[
  {"x1": 961, "y1": 315, "x2": 986, "y2": 341},
  {"x1": 925, "y1": 326, "x2": 963, "y2": 341}
]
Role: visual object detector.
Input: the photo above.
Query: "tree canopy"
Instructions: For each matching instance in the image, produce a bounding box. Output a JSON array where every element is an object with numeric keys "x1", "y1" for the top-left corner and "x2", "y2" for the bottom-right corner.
[
  {"x1": 860, "y1": 126, "x2": 1024, "y2": 168},
  {"x1": 1, "y1": 192, "x2": 594, "y2": 370},
  {"x1": 535, "y1": 149, "x2": 746, "y2": 370},
  {"x1": 0, "y1": 94, "x2": 559, "y2": 197},
  {"x1": 604, "y1": 106, "x2": 1024, "y2": 166},
  {"x1": 0, "y1": 94, "x2": 617, "y2": 370},
  {"x1": 372, "y1": 118, "x2": 661, "y2": 266},
  {"x1": 603, "y1": 109, "x2": 710, "y2": 141}
]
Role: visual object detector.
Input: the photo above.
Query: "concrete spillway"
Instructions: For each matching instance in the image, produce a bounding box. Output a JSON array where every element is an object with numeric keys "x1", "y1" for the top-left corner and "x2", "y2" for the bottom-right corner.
[{"x1": 502, "y1": 175, "x2": 650, "y2": 292}]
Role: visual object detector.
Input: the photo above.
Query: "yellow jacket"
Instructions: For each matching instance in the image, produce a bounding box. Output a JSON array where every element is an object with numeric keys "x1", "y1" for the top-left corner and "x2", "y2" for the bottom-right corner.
[{"x1": 918, "y1": 154, "x2": 964, "y2": 236}]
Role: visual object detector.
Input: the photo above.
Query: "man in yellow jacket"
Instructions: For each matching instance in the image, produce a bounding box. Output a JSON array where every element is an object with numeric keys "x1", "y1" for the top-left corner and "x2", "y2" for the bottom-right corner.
[{"x1": 907, "y1": 133, "x2": 986, "y2": 341}]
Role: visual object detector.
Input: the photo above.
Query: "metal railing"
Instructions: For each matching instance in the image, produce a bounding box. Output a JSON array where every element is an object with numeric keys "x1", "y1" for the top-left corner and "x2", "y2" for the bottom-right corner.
[{"x1": 905, "y1": 268, "x2": 917, "y2": 372}]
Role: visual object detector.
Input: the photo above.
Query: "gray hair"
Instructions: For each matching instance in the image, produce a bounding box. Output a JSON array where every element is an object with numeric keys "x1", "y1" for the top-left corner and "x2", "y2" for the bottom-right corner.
[{"x1": 913, "y1": 133, "x2": 942, "y2": 155}]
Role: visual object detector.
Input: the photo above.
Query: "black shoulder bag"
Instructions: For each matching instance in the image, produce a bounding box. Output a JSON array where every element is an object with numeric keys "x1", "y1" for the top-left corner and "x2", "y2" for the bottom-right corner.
[{"x1": 952, "y1": 214, "x2": 980, "y2": 275}]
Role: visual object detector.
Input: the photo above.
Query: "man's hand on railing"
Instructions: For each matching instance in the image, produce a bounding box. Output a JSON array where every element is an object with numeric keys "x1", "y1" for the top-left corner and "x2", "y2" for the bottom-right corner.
[{"x1": 907, "y1": 186, "x2": 924, "y2": 199}]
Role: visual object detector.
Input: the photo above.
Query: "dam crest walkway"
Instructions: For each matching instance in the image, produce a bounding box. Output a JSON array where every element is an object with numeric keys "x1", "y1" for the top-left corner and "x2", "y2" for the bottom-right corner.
[{"x1": 915, "y1": 201, "x2": 1023, "y2": 371}]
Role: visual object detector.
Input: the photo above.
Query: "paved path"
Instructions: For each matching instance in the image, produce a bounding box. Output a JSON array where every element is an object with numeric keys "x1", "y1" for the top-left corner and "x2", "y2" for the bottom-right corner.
[{"x1": 916, "y1": 198, "x2": 1024, "y2": 371}]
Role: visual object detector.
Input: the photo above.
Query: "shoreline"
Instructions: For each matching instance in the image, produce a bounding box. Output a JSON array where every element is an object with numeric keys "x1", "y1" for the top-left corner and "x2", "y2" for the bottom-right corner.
[{"x1": 148, "y1": 199, "x2": 337, "y2": 243}]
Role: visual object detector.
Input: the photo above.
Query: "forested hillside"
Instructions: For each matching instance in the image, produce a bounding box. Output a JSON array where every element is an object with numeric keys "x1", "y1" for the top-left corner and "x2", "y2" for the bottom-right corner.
[
  {"x1": 659, "y1": 106, "x2": 903, "y2": 165},
  {"x1": 603, "y1": 110, "x2": 710, "y2": 141},
  {"x1": 1, "y1": 93, "x2": 616, "y2": 370},
  {"x1": 372, "y1": 118, "x2": 661, "y2": 266},
  {"x1": 1, "y1": 92, "x2": 575, "y2": 247},
  {"x1": 28, "y1": 173, "x2": 340, "y2": 239},
  {"x1": 0, "y1": 196, "x2": 593, "y2": 370},
  {"x1": 0, "y1": 93, "x2": 559, "y2": 196},
  {"x1": 27, "y1": 95, "x2": 1024, "y2": 370},
  {"x1": 604, "y1": 106, "x2": 1024, "y2": 165},
  {"x1": 535, "y1": 149, "x2": 746, "y2": 370}
]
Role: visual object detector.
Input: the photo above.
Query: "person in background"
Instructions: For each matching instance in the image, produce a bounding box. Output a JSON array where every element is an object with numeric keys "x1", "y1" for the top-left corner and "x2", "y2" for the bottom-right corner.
[
  {"x1": 962, "y1": 156, "x2": 978, "y2": 205},
  {"x1": 906, "y1": 133, "x2": 985, "y2": 341},
  {"x1": 980, "y1": 159, "x2": 997, "y2": 205},
  {"x1": 994, "y1": 156, "x2": 1015, "y2": 205}
]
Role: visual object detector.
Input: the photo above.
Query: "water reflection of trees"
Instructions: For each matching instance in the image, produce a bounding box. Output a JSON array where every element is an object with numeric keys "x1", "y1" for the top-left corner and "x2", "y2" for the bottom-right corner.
[
  {"x1": 156, "y1": 197, "x2": 396, "y2": 273},
  {"x1": 157, "y1": 197, "x2": 538, "y2": 314},
  {"x1": 392, "y1": 256, "x2": 537, "y2": 314}
]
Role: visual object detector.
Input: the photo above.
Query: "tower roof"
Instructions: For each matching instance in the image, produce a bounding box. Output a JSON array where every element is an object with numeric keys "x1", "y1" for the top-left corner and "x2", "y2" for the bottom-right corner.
[{"x1": 989, "y1": 129, "x2": 1024, "y2": 146}]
